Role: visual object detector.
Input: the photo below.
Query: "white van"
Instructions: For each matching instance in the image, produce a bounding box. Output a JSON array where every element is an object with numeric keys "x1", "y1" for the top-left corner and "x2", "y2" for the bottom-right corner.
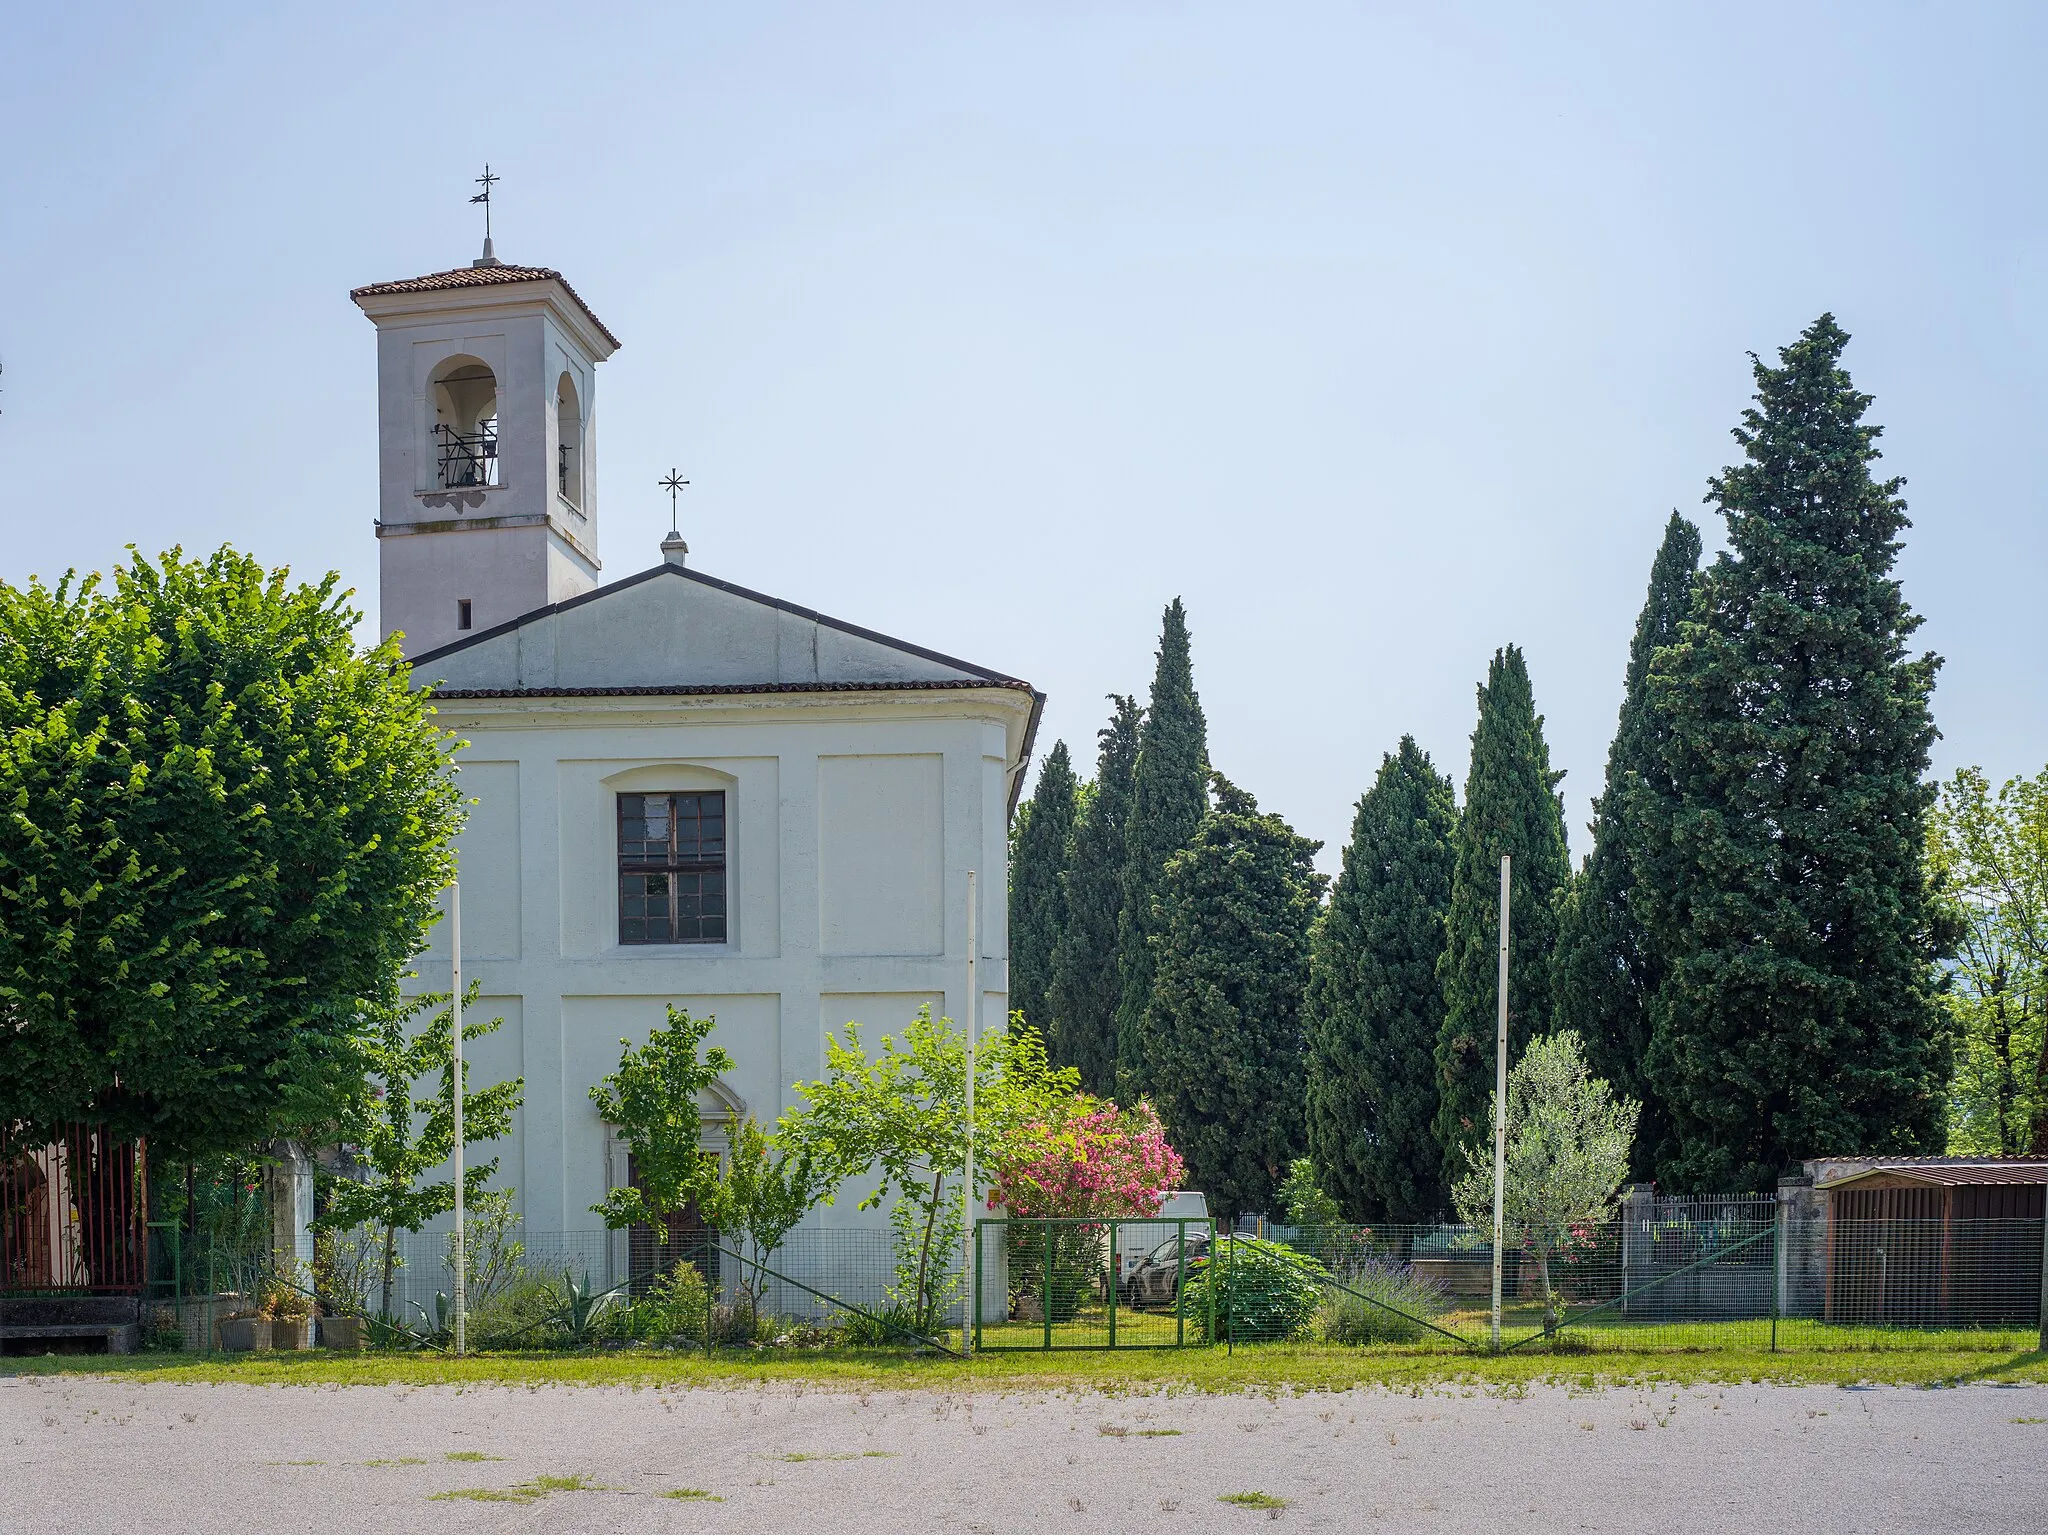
[{"x1": 1112, "y1": 1190, "x2": 1211, "y2": 1288}]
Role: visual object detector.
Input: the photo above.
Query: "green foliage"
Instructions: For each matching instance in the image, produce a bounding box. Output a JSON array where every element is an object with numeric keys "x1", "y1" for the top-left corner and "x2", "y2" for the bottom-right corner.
[
  {"x1": 0, "y1": 546, "x2": 466, "y2": 1157},
  {"x1": 1184, "y1": 1235, "x2": 1323, "y2": 1343},
  {"x1": 588, "y1": 1005, "x2": 735, "y2": 1231},
  {"x1": 1010, "y1": 740, "x2": 1079, "y2": 1039},
  {"x1": 1146, "y1": 774, "x2": 1325, "y2": 1217},
  {"x1": 785, "y1": 1007, "x2": 1076, "y2": 1333},
  {"x1": 1633, "y1": 316, "x2": 1948, "y2": 1190},
  {"x1": 1433, "y1": 645, "x2": 1570, "y2": 1195},
  {"x1": 605, "y1": 1262, "x2": 710, "y2": 1347},
  {"x1": 551, "y1": 1268, "x2": 618, "y2": 1347},
  {"x1": 1550, "y1": 513, "x2": 1700, "y2": 1177},
  {"x1": 1276, "y1": 1158, "x2": 1344, "y2": 1230},
  {"x1": 1928, "y1": 766, "x2": 2048, "y2": 1155},
  {"x1": 701, "y1": 1116, "x2": 834, "y2": 1310},
  {"x1": 1050, "y1": 695, "x2": 1140, "y2": 1096},
  {"x1": 1305, "y1": 737, "x2": 1458, "y2": 1222},
  {"x1": 1451, "y1": 1030, "x2": 1638, "y2": 1328},
  {"x1": 1314, "y1": 1255, "x2": 1453, "y2": 1345},
  {"x1": 314, "y1": 983, "x2": 521, "y2": 1320},
  {"x1": 1116, "y1": 600, "x2": 1210, "y2": 1101}
]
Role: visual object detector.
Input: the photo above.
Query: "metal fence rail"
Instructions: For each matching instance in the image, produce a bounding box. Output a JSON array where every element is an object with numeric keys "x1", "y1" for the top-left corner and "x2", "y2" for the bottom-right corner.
[{"x1": 1, "y1": 1126, "x2": 149, "y2": 1295}]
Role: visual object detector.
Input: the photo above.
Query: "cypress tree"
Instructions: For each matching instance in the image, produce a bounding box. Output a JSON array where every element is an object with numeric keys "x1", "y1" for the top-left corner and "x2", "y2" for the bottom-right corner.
[
  {"x1": 1148, "y1": 773, "x2": 1325, "y2": 1217},
  {"x1": 1633, "y1": 315, "x2": 1946, "y2": 1190},
  {"x1": 1048, "y1": 696, "x2": 1140, "y2": 1097},
  {"x1": 1433, "y1": 645, "x2": 1570, "y2": 1193},
  {"x1": 1550, "y1": 512, "x2": 1701, "y2": 1176},
  {"x1": 1115, "y1": 599, "x2": 1210, "y2": 1101},
  {"x1": 1009, "y1": 740, "x2": 1078, "y2": 1039},
  {"x1": 1304, "y1": 737, "x2": 1458, "y2": 1223}
]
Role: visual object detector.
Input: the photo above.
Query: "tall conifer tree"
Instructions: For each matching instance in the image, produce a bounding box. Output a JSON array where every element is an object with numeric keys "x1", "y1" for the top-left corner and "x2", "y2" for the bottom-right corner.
[
  {"x1": 1433, "y1": 646, "x2": 1570, "y2": 1192},
  {"x1": 1551, "y1": 512, "x2": 1701, "y2": 1176},
  {"x1": 1148, "y1": 774, "x2": 1325, "y2": 1217},
  {"x1": 1049, "y1": 696, "x2": 1140, "y2": 1096},
  {"x1": 1633, "y1": 315, "x2": 1946, "y2": 1189},
  {"x1": 1305, "y1": 737, "x2": 1458, "y2": 1222},
  {"x1": 1009, "y1": 740, "x2": 1078, "y2": 1038},
  {"x1": 1115, "y1": 599, "x2": 1210, "y2": 1100}
]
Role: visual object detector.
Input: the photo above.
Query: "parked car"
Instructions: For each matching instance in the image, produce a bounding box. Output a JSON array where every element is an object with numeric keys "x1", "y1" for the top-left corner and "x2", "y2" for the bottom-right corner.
[
  {"x1": 1122, "y1": 1228, "x2": 1211, "y2": 1309},
  {"x1": 1112, "y1": 1190, "x2": 1212, "y2": 1290}
]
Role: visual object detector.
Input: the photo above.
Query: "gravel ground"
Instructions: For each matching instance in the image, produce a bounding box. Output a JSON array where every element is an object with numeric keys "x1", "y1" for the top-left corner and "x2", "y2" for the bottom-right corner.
[{"x1": 3, "y1": 1375, "x2": 2044, "y2": 1534}]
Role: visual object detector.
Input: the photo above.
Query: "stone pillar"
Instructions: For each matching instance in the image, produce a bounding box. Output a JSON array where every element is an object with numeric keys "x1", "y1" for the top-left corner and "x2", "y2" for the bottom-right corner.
[
  {"x1": 1620, "y1": 1183, "x2": 1655, "y2": 1318},
  {"x1": 1776, "y1": 1172, "x2": 1823, "y2": 1320},
  {"x1": 265, "y1": 1141, "x2": 316, "y2": 1283}
]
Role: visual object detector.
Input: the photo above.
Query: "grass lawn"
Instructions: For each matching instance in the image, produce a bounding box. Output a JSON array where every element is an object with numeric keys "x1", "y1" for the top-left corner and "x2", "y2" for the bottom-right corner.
[{"x1": 5, "y1": 1333, "x2": 2043, "y2": 1394}]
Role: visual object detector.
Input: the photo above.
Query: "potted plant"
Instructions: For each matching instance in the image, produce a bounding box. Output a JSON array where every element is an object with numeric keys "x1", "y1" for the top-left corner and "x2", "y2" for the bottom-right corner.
[
  {"x1": 218, "y1": 1304, "x2": 273, "y2": 1353},
  {"x1": 319, "y1": 1314, "x2": 364, "y2": 1350},
  {"x1": 262, "y1": 1281, "x2": 318, "y2": 1350}
]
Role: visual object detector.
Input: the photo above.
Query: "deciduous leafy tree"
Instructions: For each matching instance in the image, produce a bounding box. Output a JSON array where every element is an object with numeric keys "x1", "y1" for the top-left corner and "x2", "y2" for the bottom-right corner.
[
  {"x1": 784, "y1": 1009, "x2": 1075, "y2": 1332},
  {"x1": 1433, "y1": 646, "x2": 1570, "y2": 1193},
  {"x1": 1116, "y1": 601, "x2": 1210, "y2": 1100},
  {"x1": 1928, "y1": 766, "x2": 2048, "y2": 1155},
  {"x1": 588, "y1": 1005, "x2": 736, "y2": 1231},
  {"x1": 1550, "y1": 513, "x2": 1700, "y2": 1176},
  {"x1": 315, "y1": 983, "x2": 522, "y2": 1321},
  {"x1": 1010, "y1": 740, "x2": 1079, "y2": 1039},
  {"x1": 1451, "y1": 1029, "x2": 1638, "y2": 1331},
  {"x1": 0, "y1": 547, "x2": 465, "y2": 1157},
  {"x1": 1305, "y1": 737, "x2": 1458, "y2": 1223},
  {"x1": 1050, "y1": 696, "x2": 1140, "y2": 1096},
  {"x1": 1147, "y1": 773, "x2": 1325, "y2": 1217},
  {"x1": 700, "y1": 1116, "x2": 835, "y2": 1314},
  {"x1": 1633, "y1": 315, "x2": 1948, "y2": 1189}
]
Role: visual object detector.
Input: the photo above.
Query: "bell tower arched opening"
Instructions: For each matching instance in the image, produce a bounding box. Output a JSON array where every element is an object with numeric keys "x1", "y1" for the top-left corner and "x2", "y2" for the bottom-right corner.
[
  {"x1": 556, "y1": 371, "x2": 584, "y2": 508},
  {"x1": 431, "y1": 356, "x2": 500, "y2": 489}
]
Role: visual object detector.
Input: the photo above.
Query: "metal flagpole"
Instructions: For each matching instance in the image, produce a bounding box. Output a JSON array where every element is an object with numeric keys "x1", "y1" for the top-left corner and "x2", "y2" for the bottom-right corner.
[
  {"x1": 1490, "y1": 853, "x2": 1511, "y2": 1353},
  {"x1": 962, "y1": 870, "x2": 978, "y2": 1356},
  {"x1": 450, "y1": 882, "x2": 466, "y2": 1357}
]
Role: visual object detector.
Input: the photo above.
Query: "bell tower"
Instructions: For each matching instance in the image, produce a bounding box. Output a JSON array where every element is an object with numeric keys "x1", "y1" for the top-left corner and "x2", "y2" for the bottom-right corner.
[{"x1": 352, "y1": 256, "x2": 621, "y2": 658}]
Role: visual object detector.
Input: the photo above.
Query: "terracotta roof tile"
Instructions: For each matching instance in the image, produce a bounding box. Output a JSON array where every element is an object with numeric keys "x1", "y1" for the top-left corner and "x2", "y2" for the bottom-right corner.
[{"x1": 349, "y1": 264, "x2": 619, "y2": 348}]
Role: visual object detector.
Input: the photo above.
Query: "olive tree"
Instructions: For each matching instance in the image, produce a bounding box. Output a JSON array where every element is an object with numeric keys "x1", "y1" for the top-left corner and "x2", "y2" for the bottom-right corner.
[{"x1": 1453, "y1": 1030, "x2": 1638, "y2": 1329}]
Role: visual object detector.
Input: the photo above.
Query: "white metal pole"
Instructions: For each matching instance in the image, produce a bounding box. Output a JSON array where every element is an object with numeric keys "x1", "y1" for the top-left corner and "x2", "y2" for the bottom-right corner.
[
  {"x1": 962, "y1": 869, "x2": 978, "y2": 1356},
  {"x1": 450, "y1": 881, "x2": 466, "y2": 1358},
  {"x1": 1490, "y1": 852, "x2": 1511, "y2": 1353}
]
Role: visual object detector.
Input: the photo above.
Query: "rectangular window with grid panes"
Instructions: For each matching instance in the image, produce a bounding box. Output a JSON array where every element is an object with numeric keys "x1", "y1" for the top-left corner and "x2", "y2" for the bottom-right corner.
[{"x1": 617, "y1": 791, "x2": 727, "y2": 944}]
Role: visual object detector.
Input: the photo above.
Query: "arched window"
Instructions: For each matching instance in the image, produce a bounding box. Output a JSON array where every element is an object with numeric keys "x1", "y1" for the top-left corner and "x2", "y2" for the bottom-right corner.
[
  {"x1": 556, "y1": 371, "x2": 583, "y2": 507},
  {"x1": 430, "y1": 357, "x2": 499, "y2": 489}
]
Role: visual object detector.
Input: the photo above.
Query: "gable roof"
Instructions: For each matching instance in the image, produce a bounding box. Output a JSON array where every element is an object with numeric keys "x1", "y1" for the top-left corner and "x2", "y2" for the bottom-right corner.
[
  {"x1": 412, "y1": 560, "x2": 1029, "y2": 687},
  {"x1": 349, "y1": 264, "x2": 620, "y2": 349},
  {"x1": 413, "y1": 560, "x2": 1044, "y2": 814}
]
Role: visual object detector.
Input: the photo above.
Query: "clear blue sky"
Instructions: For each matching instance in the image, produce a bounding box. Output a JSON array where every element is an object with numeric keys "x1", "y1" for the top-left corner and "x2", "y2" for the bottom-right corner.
[{"x1": 4, "y1": 3, "x2": 2043, "y2": 870}]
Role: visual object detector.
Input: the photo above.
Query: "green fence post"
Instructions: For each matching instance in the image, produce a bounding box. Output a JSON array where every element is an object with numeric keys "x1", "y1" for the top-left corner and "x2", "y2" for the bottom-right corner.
[
  {"x1": 1041, "y1": 1221, "x2": 1053, "y2": 1351},
  {"x1": 1107, "y1": 1222, "x2": 1118, "y2": 1350},
  {"x1": 1770, "y1": 1205, "x2": 1781, "y2": 1353},
  {"x1": 973, "y1": 1219, "x2": 986, "y2": 1353}
]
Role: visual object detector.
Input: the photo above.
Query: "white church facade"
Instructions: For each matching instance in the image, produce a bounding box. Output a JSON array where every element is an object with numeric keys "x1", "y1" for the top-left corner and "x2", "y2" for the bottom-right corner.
[{"x1": 350, "y1": 251, "x2": 1038, "y2": 1278}]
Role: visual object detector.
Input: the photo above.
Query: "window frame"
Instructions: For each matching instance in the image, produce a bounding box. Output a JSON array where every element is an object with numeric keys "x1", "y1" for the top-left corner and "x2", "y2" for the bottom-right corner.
[{"x1": 615, "y1": 789, "x2": 729, "y2": 946}]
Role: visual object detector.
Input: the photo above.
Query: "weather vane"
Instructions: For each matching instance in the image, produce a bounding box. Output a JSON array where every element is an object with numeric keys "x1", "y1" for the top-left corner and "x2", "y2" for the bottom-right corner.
[
  {"x1": 470, "y1": 164, "x2": 500, "y2": 266},
  {"x1": 660, "y1": 469, "x2": 689, "y2": 535}
]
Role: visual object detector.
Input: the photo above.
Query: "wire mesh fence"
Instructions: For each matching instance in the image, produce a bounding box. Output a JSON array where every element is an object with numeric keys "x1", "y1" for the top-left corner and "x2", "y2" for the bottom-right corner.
[
  {"x1": 110, "y1": 1202, "x2": 2045, "y2": 1357},
  {"x1": 974, "y1": 1212, "x2": 2044, "y2": 1355}
]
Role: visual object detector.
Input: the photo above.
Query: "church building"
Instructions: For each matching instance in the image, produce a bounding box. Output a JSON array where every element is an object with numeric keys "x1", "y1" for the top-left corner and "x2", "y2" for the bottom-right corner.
[{"x1": 350, "y1": 245, "x2": 1039, "y2": 1286}]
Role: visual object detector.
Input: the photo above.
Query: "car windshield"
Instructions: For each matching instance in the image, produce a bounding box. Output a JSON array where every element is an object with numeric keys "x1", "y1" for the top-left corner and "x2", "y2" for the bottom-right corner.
[{"x1": 1144, "y1": 1236, "x2": 1181, "y2": 1263}]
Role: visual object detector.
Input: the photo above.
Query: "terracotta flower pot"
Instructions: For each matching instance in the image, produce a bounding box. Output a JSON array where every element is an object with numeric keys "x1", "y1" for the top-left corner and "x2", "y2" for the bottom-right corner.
[{"x1": 270, "y1": 1318, "x2": 315, "y2": 1351}]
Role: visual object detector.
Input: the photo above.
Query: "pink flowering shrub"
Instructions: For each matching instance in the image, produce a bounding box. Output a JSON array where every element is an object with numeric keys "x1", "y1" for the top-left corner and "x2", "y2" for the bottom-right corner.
[{"x1": 989, "y1": 1097, "x2": 1187, "y2": 1219}]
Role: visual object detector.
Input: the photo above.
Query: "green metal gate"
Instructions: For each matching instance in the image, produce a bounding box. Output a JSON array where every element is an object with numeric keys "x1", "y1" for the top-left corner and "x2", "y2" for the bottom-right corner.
[{"x1": 972, "y1": 1217, "x2": 1215, "y2": 1350}]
